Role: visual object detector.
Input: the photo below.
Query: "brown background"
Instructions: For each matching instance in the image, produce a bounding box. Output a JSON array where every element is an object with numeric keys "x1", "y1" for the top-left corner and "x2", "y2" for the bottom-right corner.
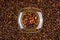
[{"x1": 0, "y1": 0, "x2": 60, "y2": 40}]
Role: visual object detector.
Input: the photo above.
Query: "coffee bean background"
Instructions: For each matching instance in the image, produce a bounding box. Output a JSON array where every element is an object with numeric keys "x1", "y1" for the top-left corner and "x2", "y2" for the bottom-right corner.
[{"x1": 0, "y1": 0, "x2": 60, "y2": 40}]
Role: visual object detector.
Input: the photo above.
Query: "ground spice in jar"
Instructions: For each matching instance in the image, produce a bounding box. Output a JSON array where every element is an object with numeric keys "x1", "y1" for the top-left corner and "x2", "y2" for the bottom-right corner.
[{"x1": 22, "y1": 12, "x2": 39, "y2": 29}]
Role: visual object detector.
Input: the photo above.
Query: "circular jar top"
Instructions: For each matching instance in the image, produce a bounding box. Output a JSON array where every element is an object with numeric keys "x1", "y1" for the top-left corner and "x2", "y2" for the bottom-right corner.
[{"x1": 18, "y1": 7, "x2": 43, "y2": 33}]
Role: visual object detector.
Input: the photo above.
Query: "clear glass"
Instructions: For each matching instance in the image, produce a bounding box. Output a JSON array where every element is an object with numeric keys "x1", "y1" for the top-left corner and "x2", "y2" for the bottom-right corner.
[{"x1": 18, "y1": 7, "x2": 43, "y2": 33}]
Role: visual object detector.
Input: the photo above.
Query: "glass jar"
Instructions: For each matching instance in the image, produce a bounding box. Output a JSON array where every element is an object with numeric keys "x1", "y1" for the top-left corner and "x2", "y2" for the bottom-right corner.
[{"x1": 18, "y1": 7, "x2": 43, "y2": 33}]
